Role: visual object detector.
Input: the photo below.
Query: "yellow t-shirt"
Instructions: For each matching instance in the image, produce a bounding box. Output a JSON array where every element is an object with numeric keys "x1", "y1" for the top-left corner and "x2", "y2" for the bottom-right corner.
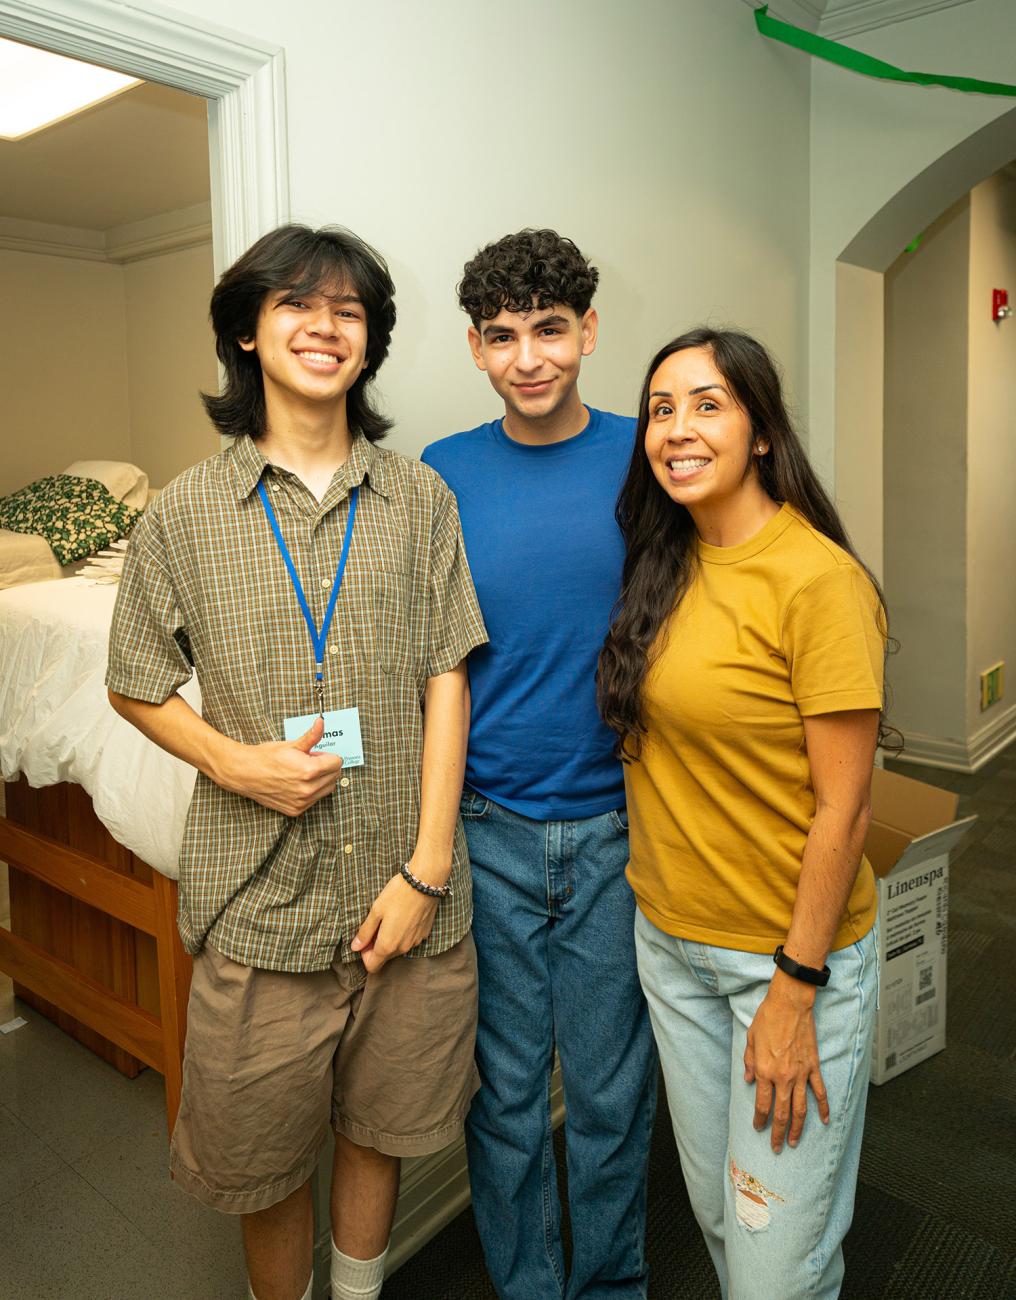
[{"x1": 624, "y1": 504, "x2": 882, "y2": 954}]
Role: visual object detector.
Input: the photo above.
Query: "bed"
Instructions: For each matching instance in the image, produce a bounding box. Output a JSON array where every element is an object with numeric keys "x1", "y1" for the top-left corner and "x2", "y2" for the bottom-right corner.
[{"x1": 0, "y1": 574, "x2": 197, "y2": 1135}]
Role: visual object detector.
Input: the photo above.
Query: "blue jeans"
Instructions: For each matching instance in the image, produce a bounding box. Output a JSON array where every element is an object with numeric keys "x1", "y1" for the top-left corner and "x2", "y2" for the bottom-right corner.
[
  {"x1": 634, "y1": 908, "x2": 877, "y2": 1300},
  {"x1": 461, "y1": 792, "x2": 658, "y2": 1299}
]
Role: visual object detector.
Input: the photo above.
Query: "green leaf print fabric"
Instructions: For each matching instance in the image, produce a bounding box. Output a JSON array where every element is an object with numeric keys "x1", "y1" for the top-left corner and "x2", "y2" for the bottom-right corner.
[{"x1": 0, "y1": 474, "x2": 140, "y2": 565}]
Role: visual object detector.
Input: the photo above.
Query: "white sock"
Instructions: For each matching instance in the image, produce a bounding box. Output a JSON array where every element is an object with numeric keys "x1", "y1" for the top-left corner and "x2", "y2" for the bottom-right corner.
[
  {"x1": 330, "y1": 1237, "x2": 388, "y2": 1299},
  {"x1": 247, "y1": 1273, "x2": 312, "y2": 1300}
]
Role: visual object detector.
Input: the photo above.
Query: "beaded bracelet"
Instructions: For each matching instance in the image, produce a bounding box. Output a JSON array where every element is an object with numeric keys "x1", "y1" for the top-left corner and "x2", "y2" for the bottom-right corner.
[{"x1": 400, "y1": 863, "x2": 453, "y2": 899}]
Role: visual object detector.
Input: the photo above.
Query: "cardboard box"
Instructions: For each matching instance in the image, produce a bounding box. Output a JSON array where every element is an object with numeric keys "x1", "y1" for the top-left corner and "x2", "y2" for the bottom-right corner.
[{"x1": 864, "y1": 768, "x2": 976, "y2": 1085}]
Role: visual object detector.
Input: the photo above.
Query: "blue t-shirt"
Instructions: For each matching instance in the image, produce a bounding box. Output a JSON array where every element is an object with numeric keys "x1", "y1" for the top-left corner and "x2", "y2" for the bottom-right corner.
[{"x1": 422, "y1": 407, "x2": 633, "y2": 820}]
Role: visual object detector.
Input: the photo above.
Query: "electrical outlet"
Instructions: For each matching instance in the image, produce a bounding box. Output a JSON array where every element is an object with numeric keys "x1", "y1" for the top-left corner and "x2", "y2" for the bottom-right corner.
[{"x1": 980, "y1": 661, "x2": 1005, "y2": 711}]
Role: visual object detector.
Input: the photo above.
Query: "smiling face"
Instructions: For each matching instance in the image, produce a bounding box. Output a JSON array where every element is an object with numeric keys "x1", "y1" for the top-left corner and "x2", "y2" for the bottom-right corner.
[
  {"x1": 467, "y1": 301, "x2": 597, "y2": 431},
  {"x1": 238, "y1": 283, "x2": 368, "y2": 414},
  {"x1": 644, "y1": 345, "x2": 769, "y2": 516}
]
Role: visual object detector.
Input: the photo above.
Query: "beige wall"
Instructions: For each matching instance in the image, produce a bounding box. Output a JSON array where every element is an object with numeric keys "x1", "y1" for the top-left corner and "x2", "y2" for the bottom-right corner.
[
  {"x1": 966, "y1": 170, "x2": 1016, "y2": 737},
  {"x1": 0, "y1": 251, "x2": 131, "y2": 495},
  {"x1": 0, "y1": 241, "x2": 216, "y2": 499},
  {"x1": 883, "y1": 197, "x2": 970, "y2": 746},
  {"x1": 159, "y1": 0, "x2": 813, "y2": 458},
  {"x1": 123, "y1": 243, "x2": 218, "y2": 488},
  {"x1": 834, "y1": 262, "x2": 884, "y2": 583}
]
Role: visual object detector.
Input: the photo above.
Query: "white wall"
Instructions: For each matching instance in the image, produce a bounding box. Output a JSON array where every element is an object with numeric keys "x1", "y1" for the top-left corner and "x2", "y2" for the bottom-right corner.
[
  {"x1": 123, "y1": 243, "x2": 218, "y2": 488},
  {"x1": 834, "y1": 261, "x2": 884, "y2": 581},
  {"x1": 883, "y1": 197, "x2": 970, "y2": 747},
  {"x1": 882, "y1": 167, "x2": 1016, "y2": 766},
  {"x1": 812, "y1": 0, "x2": 1016, "y2": 486},
  {"x1": 155, "y1": 0, "x2": 813, "y2": 458},
  {"x1": 0, "y1": 251, "x2": 131, "y2": 495},
  {"x1": 966, "y1": 169, "x2": 1016, "y2": 739}
]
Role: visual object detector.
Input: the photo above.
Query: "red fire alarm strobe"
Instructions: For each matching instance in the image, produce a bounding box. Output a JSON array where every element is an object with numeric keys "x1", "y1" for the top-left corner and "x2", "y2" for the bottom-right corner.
[{"x1": 992, "y1": 289, "x2": 1012, "y2": 322}]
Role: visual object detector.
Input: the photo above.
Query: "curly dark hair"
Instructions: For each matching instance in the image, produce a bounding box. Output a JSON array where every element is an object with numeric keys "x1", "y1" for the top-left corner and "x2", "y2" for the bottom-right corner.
[
  {"x1": 457, "y1": 228, "x2": 599, "y2": 326},
  {"x1": 202, "y1": 224, "x2": 396, "y2": 442}
]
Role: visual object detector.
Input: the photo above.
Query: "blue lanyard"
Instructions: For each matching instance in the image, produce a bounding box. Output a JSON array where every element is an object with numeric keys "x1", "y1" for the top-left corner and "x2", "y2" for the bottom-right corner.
[{"x1": 257, "y1": 479, "x2": 358, "y2": 709}]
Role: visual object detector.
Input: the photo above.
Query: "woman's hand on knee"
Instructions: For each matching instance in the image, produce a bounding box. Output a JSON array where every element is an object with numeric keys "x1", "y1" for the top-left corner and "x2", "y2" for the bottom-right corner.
[{"x1": 744, "y1": 972, "x2": 830, "y2": 1153}]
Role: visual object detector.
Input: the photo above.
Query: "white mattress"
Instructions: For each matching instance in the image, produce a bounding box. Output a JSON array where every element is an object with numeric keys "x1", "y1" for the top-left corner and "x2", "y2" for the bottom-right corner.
[
  {"x1": 0, "y1": 529, "x2": 77, "y2": 590},
  {"x1": 0, "y1": 578, "x2": 197, "y2": 878}
]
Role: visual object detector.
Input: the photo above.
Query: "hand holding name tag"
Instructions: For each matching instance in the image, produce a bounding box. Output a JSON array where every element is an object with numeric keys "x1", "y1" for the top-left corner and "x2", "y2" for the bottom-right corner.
[{"x1": 224, "y1": 715, "x2": 344, "y2": 817}]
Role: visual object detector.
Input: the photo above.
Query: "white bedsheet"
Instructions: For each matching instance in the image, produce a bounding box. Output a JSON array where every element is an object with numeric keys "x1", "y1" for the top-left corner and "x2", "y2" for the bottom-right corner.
[{"x1": 0, "y1": 578, "x2": 197, "y2": 879}]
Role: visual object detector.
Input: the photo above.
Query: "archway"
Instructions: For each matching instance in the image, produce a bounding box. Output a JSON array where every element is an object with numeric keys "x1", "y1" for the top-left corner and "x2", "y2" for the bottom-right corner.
[{"x1": 833, "y1": 106, "x2": 1016, "y2": 770}]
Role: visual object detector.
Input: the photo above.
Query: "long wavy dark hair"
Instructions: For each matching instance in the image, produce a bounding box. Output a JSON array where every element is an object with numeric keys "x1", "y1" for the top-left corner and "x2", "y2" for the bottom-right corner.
[
  {"x1": 202, "y1": 224, "x2": 396, "y2": 441},
  {"x1": 597, "y1": 327, "x2": 897, "y2": 760}
]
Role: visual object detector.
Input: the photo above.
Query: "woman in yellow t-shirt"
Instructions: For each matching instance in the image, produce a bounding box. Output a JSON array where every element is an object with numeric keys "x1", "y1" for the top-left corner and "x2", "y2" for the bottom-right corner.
[{"x1": 598, "y1": 328, "x2": 889, "y2": 1300}]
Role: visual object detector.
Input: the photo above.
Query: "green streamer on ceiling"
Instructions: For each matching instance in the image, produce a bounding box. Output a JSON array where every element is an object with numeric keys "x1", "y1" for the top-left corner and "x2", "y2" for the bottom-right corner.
[{"x1": 754, "y1": 4, "x2": 1016, "y2": 98}]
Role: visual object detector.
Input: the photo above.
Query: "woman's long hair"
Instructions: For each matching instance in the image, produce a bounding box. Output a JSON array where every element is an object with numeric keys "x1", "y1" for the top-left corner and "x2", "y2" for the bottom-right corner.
[{"x1": 597, "y1": 327, "x2": 897, "y2": 760}]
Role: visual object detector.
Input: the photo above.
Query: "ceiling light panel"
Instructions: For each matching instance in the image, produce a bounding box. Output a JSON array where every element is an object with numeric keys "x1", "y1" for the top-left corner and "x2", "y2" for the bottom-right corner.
[{"x1": 0, "y1": 38, "x2": 140, "y2": 141}]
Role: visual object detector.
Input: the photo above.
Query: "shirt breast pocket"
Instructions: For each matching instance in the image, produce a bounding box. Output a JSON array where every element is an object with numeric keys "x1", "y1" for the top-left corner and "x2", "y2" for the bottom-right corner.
[{"x1": 372, "y1": 570, "x2": 412, "y2": 675}]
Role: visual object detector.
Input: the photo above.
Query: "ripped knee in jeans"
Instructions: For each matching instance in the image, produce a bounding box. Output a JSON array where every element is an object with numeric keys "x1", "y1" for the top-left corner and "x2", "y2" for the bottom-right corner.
[{"x1": 729, "y1": 1157, "x2": 785, "y2": 1231}]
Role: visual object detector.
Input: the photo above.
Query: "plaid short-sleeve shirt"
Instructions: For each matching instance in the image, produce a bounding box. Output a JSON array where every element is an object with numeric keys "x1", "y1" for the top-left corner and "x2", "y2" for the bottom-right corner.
[{"x1": 106, "y1": 433, "x2": 487, "y2": 974}]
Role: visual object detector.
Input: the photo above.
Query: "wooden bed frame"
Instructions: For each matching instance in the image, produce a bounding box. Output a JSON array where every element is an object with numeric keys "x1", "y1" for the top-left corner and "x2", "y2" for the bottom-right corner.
[{"x1": 0, "y1": 776, "x2": 191, "y2": 1137}]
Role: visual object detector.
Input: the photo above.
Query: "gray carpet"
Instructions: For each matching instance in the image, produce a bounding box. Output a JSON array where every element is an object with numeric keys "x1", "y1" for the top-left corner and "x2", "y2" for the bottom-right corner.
[{"x1": 383, "y1": 743, "x2": 1016, "y2": 1298}]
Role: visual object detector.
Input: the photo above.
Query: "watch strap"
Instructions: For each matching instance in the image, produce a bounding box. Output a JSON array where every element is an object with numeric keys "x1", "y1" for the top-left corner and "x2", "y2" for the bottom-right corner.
[{"x1": 773, "y1": 944, "x2": 830, "y2": 987}]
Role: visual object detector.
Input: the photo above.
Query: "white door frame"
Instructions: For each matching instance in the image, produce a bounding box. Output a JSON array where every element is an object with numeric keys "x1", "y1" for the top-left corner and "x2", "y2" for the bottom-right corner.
[{"x1": 0, "y1": 0, "x2": 290, "y2": 273}]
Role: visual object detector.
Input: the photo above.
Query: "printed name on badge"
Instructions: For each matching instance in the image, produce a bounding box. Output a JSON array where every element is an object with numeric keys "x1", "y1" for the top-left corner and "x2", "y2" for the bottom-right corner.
[{"x1": 284, "y1": 707, "x2": 364, "y2": 767}]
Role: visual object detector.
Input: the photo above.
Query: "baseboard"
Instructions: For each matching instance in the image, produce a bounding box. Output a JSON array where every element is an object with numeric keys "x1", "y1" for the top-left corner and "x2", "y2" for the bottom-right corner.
[
  {"x1": 311, "y1": 1066, "x2": 567, "y2": 1295},
  {"x1": 967, "y1": 700, "x2": 1016, "y2": 770},
  {"x1": 889, "y1": 700, "x2": 1016, "y2": 773}
]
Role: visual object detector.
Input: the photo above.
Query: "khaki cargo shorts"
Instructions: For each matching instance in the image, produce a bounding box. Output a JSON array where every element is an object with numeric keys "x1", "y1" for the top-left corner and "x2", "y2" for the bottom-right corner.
[{"x1": 170, "y1": 935, "x2": 479, "y2": 1213}]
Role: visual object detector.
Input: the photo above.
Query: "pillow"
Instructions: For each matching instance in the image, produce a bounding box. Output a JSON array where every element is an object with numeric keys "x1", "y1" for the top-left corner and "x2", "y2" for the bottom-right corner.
[
  {"x1": 62, "y1": 459, "x2": 149, "y2": 511},
  {"x1": 0, "y1": 474, "x2": 140, "y2": 566}
]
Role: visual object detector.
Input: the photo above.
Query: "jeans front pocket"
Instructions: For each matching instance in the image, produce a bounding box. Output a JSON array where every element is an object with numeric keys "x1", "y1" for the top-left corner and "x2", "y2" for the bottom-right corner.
[
  {"x1": 608, "y1": 807, "x2": 629, "y2": 834},
  {"x1": 459, "y1": 789, "x2": 491, "y2": 820}
]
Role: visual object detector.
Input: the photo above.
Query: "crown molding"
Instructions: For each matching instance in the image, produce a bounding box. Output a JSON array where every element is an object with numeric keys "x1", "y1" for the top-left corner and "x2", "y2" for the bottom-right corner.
[
  {"x1": 0, "y1": 214, "x2": 106, "y2": 260},
  {"x1": 818, "y1": 0, "x2": 975, "y2": 38},
  {"x1": 743, "y1": 0, "x2": 976, "y2": 38},
  {"x1": 741, "y1": 1, "x2": 825, "y2": 33},
  {"x1": 105, "y1": 202, "x2": 212, "y2": 263},
  {"x1": 0, "y1": 203, "x2": 213, "y2": 263}
]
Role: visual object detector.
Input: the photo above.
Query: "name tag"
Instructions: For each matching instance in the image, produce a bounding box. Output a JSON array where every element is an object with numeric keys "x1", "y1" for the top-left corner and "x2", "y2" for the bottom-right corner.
[{"x1": 283, "y1": 707, "x2": 364, "y2": 767}]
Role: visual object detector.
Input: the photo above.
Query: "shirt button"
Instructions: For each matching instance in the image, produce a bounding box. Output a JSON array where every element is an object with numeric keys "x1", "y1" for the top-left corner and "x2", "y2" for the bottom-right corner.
[
  {"x1": 320, "y1": 578, "x2": 330, "y2": 590},
  {"x1": 328, "y1": 645, "x2": 339, "y2": 655},
  {"x1": 270, "y1": 482, "x2": 280, "y2": 493},
  {"x1": 340, "y1": 777, "x2": 350, "y2": 787},
  {"x1": 344, "y1": 843, "x2": 353, "y2": 854}
]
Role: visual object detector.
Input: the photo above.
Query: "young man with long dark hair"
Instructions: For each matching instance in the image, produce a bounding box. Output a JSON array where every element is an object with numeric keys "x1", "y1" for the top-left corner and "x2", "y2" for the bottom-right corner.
[
  {"x1": 107, "y1": 224, "x2": 486, "y2": 1300},
  {"x1": 598, "y1": 327, "x2": 891, "y2": 1299},
  {"x1": 422, "y1": 229, "x2": 657, "y2": 1300}
]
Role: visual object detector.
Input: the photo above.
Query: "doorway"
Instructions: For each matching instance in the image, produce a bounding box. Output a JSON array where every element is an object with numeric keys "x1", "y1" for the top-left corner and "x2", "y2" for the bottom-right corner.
[
  {"x1": 0, "y1": 0, "x2": 290, "y2": 274},
  {"x1": 833, "y1": 108, "x2": 1016, "y2": 772}
]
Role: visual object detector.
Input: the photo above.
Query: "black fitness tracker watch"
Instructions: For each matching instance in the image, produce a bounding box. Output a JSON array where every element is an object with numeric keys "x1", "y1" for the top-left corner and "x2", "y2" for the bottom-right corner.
[{"x1": 773, "y1": 945, "x2": 831, "y2": 988}]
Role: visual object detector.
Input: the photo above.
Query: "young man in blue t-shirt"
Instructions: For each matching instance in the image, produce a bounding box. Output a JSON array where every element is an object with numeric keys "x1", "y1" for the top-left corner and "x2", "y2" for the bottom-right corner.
[{"x1": 422, "y1": 229, "x2": 657, "y2": 1300}]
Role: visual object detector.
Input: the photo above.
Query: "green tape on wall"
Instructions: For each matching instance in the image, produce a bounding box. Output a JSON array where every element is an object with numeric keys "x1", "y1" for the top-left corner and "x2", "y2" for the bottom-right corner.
[{"x1": 754, "y1": 4, "x2": 1016, "y2": 98}]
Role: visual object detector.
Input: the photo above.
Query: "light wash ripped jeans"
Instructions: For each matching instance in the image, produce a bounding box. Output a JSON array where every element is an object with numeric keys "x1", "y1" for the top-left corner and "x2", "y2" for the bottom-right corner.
[{"x1": 634, "y1": 908, "x2": 877, "y2": 1300}]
